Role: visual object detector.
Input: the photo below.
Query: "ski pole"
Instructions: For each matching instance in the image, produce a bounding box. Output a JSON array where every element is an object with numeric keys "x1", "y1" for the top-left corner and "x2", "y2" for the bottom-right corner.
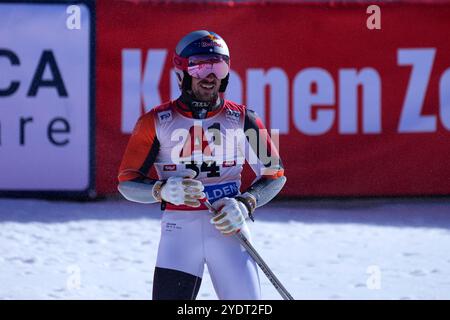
[{"x1": 204, "y1": 200, "x2": 294, "y2": 300}]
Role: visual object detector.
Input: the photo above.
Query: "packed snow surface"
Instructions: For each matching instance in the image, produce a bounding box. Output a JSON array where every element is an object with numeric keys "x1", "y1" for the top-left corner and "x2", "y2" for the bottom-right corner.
[{"x1": 1, "y1": 198, "x2": 449, "y2": 300}]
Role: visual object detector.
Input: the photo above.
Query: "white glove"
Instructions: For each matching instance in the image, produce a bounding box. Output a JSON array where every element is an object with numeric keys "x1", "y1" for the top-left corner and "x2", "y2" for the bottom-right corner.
[
  {"x1": 160, "y1": 170, "x2": 205, "y2": 207},
  {"x1": 210, "y1": 197, "x2": 249, "y2": 235}
]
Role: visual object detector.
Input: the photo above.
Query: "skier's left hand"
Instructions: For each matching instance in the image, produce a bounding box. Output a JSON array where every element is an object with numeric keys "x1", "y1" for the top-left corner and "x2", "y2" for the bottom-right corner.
[{"x1": 210, "y1": 197, "x2": 248, "y2": 236}]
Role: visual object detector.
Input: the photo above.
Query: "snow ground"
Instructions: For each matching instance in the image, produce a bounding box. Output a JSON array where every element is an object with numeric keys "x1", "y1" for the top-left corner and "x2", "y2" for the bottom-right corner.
[{"x1": 1, "y1": 197, "x2": 450, "y2": 300}]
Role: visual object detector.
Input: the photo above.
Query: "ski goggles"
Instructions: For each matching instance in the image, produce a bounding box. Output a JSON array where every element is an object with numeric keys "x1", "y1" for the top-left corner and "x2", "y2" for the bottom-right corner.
[{"x1": 174, "y1": 53, "x2": 230, "y2": 80}]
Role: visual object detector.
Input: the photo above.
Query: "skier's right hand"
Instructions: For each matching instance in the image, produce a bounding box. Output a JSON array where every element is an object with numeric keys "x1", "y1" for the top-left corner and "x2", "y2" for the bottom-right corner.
[{"x1": 160, "y1": 170, "x2": 205, "y2": 207}]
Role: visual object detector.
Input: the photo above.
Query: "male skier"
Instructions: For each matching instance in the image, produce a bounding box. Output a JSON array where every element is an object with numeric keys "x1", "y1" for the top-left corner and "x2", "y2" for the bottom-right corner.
[{"x1": 118, "y1": 30, "x2": 286, "y2": 300}]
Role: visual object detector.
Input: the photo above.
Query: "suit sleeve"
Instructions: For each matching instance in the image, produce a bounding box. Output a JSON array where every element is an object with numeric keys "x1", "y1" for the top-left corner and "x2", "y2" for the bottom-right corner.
[
  {"x1": 118, "y1": 112, "x2": 160, "y2": 183},
  {"x1": 243, "y1": 109, "x2": 284, "y2": 179},
  {"x1": 241, "y1": 109, "x2": 286, "y2": 209},
  {"x1": 117, "y1": 112, "x2": 162, "y2": 204}
]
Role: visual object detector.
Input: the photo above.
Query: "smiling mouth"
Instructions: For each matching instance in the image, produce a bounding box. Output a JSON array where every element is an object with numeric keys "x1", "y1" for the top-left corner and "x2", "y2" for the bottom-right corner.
[{"x1": 199, "y1": 81, "x2": 216, "y2": 90}]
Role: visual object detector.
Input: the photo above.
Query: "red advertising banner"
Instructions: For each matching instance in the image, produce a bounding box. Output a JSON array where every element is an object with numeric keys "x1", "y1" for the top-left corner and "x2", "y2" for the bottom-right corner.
[{"x1": 97, "y1": 1, "x2": 450, "y2": 197}]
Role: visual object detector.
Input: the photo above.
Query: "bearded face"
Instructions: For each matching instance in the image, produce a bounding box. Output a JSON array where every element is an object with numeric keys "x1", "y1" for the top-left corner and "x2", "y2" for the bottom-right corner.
[{"x1": 191, "y1": 73, "x2": 221, "y2": 102}]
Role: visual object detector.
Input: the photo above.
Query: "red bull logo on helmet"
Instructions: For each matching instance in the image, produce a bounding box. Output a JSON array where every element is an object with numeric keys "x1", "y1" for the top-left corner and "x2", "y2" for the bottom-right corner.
[{"x1": 201, "y1": 35, "x2": 223, "y2": 48}]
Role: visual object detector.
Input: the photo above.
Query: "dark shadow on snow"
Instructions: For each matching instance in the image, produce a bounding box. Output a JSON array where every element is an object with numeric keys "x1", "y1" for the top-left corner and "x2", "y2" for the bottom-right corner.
[
  {"x1": 1, "y1": 197, "x2": 450, "y2": 230},
  {"x1": 258, "y1": 197, "x2": 450, "y2": 230},
  {"x1": 0, "y1": 198, "x2": 163, "y2": 223}
]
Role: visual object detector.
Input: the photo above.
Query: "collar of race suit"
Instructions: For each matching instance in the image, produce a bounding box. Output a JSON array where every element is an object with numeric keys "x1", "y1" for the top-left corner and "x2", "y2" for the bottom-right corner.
[{"x1": 177, "y1": 91, "x2": 223, "y2": 119}]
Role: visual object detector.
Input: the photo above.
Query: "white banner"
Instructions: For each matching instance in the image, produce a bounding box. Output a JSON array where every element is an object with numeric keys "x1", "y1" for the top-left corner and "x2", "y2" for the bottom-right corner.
[{"x1": 0, "y1": 2, "x2": 93, "y2": 192}]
